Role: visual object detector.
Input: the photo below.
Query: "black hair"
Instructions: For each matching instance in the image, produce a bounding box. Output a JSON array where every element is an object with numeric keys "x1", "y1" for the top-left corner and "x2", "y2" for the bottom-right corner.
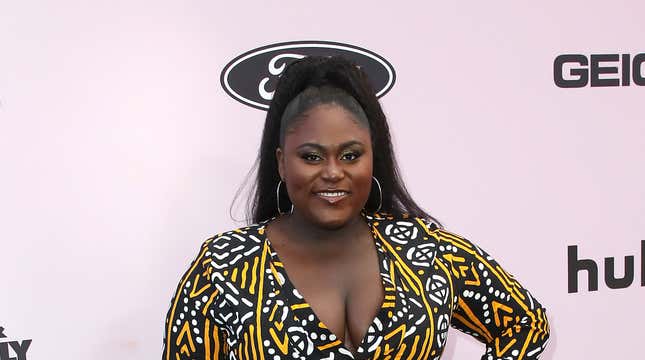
[
  {"x1": 240, "y1": 55, "x2": 440, "y2": 225},
  {"x1": 279, "y1": 85, "x2": 369, "y2": 145}
]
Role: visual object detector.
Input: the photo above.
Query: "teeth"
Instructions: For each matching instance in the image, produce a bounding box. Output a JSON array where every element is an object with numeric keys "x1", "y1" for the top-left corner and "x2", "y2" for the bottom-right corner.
[{"x1": 318, "y1": 191, "x2": 346, "y2": 197}]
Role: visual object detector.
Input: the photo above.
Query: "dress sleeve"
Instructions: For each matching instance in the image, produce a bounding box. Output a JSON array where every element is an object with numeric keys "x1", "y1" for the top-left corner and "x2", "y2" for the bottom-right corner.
[
  {"x1": 434, "y1": 230, "x2": 549, "y2": 360},
  {"x1": 163, "y1": 238, "x2": 229, "y2": 360}
]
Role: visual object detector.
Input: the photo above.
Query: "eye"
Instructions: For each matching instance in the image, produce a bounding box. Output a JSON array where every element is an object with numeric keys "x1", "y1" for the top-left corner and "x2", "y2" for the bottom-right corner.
[
  {"x1": 340, "y1": 152, "x2": 361, "y2": 161},
  {"x1": 301, "y1": 153, "x2": 323, "y2": 162}
]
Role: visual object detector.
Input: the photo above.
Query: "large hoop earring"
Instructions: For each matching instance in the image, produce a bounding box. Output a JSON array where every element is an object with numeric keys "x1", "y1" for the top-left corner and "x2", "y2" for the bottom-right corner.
[
  {"x1": 372, "y1": 176, "x2": 383, "y2": 212},
  {"x1": 276, "y1": 180, "x2": 294, "y2": 215}
]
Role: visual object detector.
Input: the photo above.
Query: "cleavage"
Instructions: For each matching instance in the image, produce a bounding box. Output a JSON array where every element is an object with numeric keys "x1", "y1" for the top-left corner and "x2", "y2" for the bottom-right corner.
[{"x1": 269, "y1": 241, "x2": 385, "y2": 354}]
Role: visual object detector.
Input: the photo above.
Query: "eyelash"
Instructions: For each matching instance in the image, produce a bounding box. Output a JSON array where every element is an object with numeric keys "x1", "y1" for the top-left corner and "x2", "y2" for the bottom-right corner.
[
  {"x1": 341, "y1": 152, "x2": 360, "y2": 161},
  {"x1": 300, "y1": 152, "x2": 362, "y2": 162},
  {"x1": 302, "y1": 153, "x2": 323, "y2": 162}
]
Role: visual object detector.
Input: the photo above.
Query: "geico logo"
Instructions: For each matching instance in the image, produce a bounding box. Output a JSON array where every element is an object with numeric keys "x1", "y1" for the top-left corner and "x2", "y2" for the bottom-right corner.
[
  {"x1": 554, "y1": 53, "x2": 645, "y2": 88},
  {"x1": 567, "y1": 240, "x2": 645, "y2": 293}
]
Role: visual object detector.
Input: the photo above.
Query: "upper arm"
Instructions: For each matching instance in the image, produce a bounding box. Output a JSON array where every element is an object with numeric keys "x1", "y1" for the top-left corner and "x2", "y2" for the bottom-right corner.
[
  {"x1": 434, "y1": 230, "x2": 549, "y2": 359},
  {"x1": 163, "y1": 239, "x2": 229, "y2": 360}
]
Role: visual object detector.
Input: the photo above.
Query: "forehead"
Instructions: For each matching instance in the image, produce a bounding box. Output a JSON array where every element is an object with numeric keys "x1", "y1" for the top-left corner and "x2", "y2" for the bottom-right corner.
[{"x1": 283, "y1": 104, "x2": 371, "y2": 147}]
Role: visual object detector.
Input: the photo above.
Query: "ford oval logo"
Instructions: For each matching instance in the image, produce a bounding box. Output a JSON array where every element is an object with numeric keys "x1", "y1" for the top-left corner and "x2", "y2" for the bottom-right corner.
[{"x1": 220, "y1": 41, "x2": 396, "y2": 110}]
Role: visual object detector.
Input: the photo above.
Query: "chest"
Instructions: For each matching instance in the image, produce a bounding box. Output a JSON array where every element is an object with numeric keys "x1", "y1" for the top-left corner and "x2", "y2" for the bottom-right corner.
[
  {"x1": 211, "y1": 221, "x2": 458, "y2": 359},
  {"x1": 271, "y1": 237, "x2": 385, "y2": 353}
]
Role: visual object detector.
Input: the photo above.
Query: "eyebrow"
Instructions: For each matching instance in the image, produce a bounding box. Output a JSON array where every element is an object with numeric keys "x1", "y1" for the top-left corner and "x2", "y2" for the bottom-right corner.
[{"x1": 295, "y1": 140, "x2": 364, "y2": 151}]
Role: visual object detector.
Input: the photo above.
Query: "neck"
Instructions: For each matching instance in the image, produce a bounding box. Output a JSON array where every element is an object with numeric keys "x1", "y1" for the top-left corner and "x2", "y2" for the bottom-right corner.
[{"x1": 282, "y1": 211, "x2": 368, "y2": 250}]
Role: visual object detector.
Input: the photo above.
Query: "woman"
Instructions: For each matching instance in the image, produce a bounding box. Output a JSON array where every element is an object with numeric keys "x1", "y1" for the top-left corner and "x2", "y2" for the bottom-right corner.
[{"x1": 163, "y1": 56, "x2": 549, "y2": 359}]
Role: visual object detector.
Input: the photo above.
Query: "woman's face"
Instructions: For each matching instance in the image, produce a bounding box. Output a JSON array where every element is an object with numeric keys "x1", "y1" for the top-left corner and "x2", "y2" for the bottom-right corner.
[{"x1": 276, "y1": 103, "x2": 373, "y2": 230}]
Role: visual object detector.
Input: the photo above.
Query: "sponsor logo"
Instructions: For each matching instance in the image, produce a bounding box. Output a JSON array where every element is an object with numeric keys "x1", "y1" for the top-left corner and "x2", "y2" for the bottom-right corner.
[
  {"x1": 567, "y1": 241, "x2": 645, "y2": 293},
  {"x1": 554, "y1": 53, "x2": 645, "y2": 88},
  {"x1": 220, "y1": 41, "x2": 396, "y2": 110},
  {"x1": 0, "y1": 327, "x2": 31, "y2": 360}
]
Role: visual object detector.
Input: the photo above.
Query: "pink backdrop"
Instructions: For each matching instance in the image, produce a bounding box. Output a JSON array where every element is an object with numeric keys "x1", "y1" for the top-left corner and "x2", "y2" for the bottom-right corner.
[{"x1": 1, "y1": 1, "x2": 643, "y2": 358}]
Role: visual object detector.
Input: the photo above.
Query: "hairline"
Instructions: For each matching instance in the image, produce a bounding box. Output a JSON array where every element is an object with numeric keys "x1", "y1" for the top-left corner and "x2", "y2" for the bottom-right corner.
[{"x1": 279, "y1": 100, "x2": 371, "y2": 147}]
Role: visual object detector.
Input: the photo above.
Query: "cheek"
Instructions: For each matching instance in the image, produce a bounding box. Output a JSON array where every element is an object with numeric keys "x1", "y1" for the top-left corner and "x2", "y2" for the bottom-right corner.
[
  {"x1": 353, "y1": 161, "x2": 374, "y2": 199},
  {"x1": 284, "y1": 159, "x2": 316, "y2": 193}
]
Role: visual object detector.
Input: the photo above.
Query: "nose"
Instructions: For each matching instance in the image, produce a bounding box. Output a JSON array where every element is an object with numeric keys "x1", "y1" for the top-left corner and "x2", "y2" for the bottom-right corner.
[{"x1": 321, "y1": 158, "x2": 345, "y2": 182}]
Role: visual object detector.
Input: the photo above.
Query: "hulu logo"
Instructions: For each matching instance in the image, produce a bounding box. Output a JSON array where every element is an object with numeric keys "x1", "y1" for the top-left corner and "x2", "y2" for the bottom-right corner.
[{"x1": 567, "y1": 241, "x2": 645, "y2": 293}]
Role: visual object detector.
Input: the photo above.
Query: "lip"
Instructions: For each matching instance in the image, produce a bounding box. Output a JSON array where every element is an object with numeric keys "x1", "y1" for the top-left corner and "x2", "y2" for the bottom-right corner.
[{"x1": 313, "y1": 190, "x2": 350, "y2": 204}]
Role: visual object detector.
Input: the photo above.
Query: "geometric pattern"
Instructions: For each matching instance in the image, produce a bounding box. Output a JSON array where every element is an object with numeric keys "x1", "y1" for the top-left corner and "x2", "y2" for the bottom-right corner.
[{"x1": 163, "y1": 212, "x2": 549, "y2": 359}]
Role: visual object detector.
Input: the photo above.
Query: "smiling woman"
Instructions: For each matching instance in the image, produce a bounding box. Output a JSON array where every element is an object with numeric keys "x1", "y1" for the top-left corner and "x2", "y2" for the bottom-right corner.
[
  {"x1": 163, "y1": 56, "x2": 550, "y2": 360},
  {"x1": 276, "y1": 100, "x2": 373, "y2": 230}
]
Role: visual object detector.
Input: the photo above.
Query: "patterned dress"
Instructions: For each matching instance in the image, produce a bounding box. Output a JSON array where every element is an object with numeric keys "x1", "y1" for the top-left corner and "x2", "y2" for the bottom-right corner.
[{"x1": 163, "y1": 212, "x2": 549, "y2": 360}]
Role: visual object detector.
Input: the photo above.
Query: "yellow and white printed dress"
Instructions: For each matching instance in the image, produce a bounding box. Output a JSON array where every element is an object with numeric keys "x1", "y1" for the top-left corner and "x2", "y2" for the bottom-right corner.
[{"x1": 163, "y1": 212, "x2": 549, "y2": 359}]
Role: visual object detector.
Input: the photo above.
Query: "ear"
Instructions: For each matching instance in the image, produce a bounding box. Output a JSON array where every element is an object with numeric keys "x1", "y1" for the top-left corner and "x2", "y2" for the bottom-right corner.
[{"x1": 276, "y1": 147, "x2": 285, "y2": 181}]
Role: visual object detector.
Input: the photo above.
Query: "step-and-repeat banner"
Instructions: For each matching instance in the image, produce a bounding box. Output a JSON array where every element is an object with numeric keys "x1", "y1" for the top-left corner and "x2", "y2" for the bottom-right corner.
[{"x1": 1, "y1": 1, "x2": 643, "y2": 359}]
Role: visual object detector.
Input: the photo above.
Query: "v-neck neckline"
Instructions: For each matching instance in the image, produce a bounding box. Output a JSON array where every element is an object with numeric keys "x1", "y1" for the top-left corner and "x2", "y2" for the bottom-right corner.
[{"x1": 260, "y1": 212, "x2": 396, "y2": 359}]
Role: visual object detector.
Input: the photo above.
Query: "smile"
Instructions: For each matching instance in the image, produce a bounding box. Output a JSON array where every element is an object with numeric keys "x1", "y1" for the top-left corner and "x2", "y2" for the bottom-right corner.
[{"x1": 315, "y1": 190, "x2": 349, "y2": 204}]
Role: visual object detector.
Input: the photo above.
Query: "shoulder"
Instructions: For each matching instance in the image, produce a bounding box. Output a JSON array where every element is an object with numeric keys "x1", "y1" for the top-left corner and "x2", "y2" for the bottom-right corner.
[
  {"x1": 416, "y1": 222, "x2": 499, "y2": 268},
  {"x1": 377, "y1": 212, "x2": 481, "y2": 253},
  {"x1": 369, "y1": 212, "x2": 446, "y2": 250},
  {"x1": 206, "y1": 222, "x2": 267, "y2": 247},
  {"x1": 370, "y1": 211, "x2": 443, "y2": 238},
  {"x1": 400, "y1": 214, "x2": 474, "y2": 248},
  {"x1": 200, "y1": 222, "x2": 268, "y2": 271}
]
